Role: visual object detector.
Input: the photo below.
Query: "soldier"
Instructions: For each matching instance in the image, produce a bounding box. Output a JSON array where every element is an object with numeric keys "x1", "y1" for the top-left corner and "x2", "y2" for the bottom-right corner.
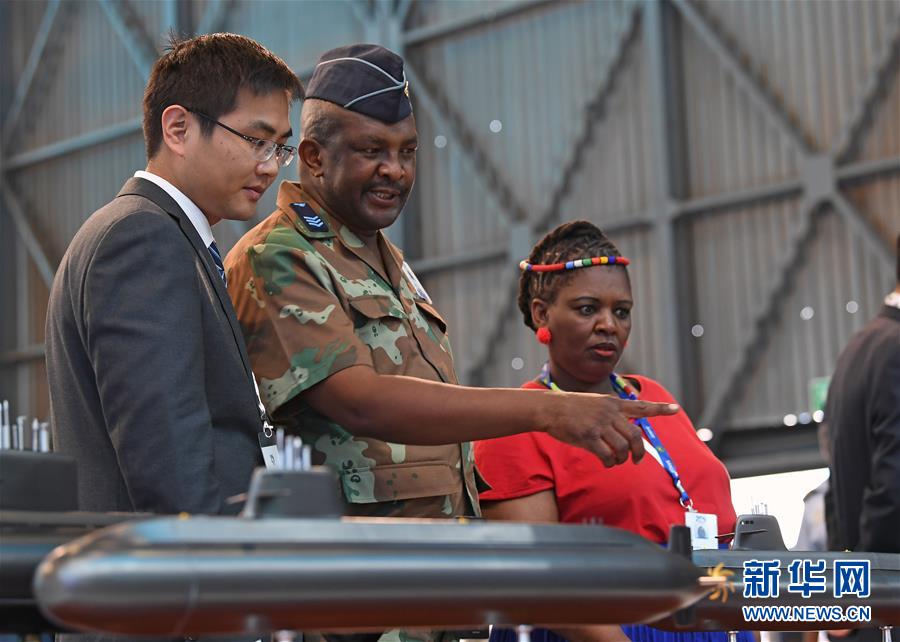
[{"x1": 225, "y1": 44, "x2": 678, "y2": 526}]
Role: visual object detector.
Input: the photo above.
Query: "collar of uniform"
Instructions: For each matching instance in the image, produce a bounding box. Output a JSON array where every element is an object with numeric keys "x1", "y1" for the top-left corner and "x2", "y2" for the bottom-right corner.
[
  {"x1": 276, "y1": 181, "x2": 337, "y2": 239},
  {"x1": 378, "y1": 234, "x2": 407, "y2": 287},
  {"x1": 277, "y1": 181, "x2": 403, "y2": 288}
]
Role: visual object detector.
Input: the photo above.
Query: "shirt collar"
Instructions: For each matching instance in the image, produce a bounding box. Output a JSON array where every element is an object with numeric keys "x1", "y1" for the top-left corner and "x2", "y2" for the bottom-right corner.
[{"x1": 134, "y1": 170, "x2": 216, "y2": 248}]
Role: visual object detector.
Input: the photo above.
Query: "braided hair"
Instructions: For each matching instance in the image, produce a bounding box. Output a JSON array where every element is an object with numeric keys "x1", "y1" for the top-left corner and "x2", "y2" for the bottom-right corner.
[{"x1": 518, "y1": 220, "x2": 627, "y2": 331}]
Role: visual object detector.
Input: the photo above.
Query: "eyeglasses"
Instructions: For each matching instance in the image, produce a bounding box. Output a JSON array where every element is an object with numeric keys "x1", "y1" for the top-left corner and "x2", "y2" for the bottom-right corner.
[{"x1": 189, "y1": 110, "x2": 296, "y2": 167}]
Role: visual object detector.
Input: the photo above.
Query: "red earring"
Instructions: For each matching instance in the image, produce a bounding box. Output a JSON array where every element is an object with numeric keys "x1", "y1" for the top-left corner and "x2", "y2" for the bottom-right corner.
[{"x1": 536, "y1": 327, "x2": 552, "y2": 345}]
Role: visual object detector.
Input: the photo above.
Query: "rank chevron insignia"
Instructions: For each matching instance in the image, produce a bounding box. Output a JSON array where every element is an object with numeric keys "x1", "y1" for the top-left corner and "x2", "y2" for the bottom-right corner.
[
  {"x1": 303, "y1": 214, "x2": 326, "y2": 230},
  {"x1": 290, "y1": 202, "x2": 330, "y2": 233}
]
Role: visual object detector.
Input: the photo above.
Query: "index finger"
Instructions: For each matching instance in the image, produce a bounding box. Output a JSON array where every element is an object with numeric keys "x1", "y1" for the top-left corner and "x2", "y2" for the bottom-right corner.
[
  {"x1": 617, "y1": 415, "x2": 645, "y2": 464},
  {"x1": 619, "y1": 399, "x2": 680, "y2": 419}
]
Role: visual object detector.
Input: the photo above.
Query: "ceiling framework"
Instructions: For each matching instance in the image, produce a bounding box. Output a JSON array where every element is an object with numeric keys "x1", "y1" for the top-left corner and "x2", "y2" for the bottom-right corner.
[{"x1": 2, "y1": 0, "x2": 898, "y2": 476}]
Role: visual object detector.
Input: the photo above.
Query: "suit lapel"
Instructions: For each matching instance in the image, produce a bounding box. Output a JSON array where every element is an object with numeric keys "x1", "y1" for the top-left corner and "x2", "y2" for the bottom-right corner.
[{"x1": 116, "y1": 177, "x2": 255, "y2": 381}]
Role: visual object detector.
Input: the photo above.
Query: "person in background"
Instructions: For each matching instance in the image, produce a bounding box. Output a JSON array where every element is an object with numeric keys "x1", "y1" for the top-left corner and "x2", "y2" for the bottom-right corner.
[
  {"x1": 826, "y1": 233, "x2": 900, "y2": 556},
  {"x1": 475, "y1": 220, "x2": 751, "y2": 642}
]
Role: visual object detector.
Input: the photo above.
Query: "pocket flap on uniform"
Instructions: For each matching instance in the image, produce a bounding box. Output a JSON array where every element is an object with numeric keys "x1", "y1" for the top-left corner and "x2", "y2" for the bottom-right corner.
[
  {"x1": 347, "y1": 294, "x2": 404, "y2": 320},
  {"x1": 339, "y1": 460, "x2": 462, "y2": 504},
  {"x1": 414, "y1": 301, "x2": 448, "y2": 334}
]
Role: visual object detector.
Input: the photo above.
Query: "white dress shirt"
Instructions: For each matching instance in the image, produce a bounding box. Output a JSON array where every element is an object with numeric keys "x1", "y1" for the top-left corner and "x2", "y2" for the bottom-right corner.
[{"x1": 134, "y1": 170, "x2": 216, "y2": 248}]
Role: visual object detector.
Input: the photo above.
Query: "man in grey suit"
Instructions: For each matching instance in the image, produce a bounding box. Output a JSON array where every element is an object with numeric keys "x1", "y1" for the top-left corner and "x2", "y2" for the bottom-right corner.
[{"x1": 45, "y1": 33, "x2": 303, "y2": 515}]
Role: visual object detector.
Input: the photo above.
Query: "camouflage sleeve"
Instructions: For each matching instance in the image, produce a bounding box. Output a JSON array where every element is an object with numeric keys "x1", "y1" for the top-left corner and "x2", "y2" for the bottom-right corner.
[{"x1": 233, "y1": 228, "x2": 372, "y2": 417}]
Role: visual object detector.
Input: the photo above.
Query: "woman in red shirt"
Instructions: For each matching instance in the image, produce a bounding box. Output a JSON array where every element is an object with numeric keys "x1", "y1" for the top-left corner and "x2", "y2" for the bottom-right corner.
[{"x1": 475, "y1": 220, "x2": 749, "y2": 642}]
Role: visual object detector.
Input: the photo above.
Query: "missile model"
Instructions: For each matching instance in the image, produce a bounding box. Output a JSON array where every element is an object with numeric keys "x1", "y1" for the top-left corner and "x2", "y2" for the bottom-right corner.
[
  {"x1": 7, "y1": 467, "x2": 898, "y2": 638},
  {"x1": 34, "y1": 513, "x2": 713, "y2": 636}
]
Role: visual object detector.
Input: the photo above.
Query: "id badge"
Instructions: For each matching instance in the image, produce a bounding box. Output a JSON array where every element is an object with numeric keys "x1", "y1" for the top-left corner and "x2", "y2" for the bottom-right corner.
[
  {"x1": 685, "y1": 511, "x2": 719, "y2": 550},
  {"x1": 258, "y1": 431, "x2": 281, "y2": 470},
  {"x1": 402, "y1": 261, "x2": 432, "y2": 304}
]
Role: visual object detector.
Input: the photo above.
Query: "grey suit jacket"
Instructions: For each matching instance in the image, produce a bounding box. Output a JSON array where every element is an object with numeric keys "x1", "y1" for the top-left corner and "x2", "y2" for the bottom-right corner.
[{"x1": 46, "y1": 176, "x2": 263, "y2": 515}]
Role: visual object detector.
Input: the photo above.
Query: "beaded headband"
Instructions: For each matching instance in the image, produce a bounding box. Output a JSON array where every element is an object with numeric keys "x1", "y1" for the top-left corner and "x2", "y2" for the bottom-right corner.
[{"x1": 519, "y1": 255, "x2": 631, "y2": 273}]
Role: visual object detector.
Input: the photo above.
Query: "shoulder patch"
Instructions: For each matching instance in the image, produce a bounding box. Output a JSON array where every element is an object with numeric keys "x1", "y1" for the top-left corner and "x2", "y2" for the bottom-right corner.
[{"x1": 290, "y1": 202, "x2": 334, "y2": 238}]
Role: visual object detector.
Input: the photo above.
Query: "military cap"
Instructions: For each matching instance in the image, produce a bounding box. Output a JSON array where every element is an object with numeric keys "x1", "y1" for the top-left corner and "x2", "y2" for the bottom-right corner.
[{"x1": 305, "y1": 44, "x2": 412, "y2": 123}]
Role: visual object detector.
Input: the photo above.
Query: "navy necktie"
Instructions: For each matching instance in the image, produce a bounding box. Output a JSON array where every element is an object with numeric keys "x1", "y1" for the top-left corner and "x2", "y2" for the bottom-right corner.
[{"x1": 208, "y1": 241, "x2": 226, "y2": 285}]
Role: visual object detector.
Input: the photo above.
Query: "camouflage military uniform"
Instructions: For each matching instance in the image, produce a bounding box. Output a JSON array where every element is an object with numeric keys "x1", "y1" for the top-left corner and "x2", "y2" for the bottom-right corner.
[{"x1": 226, "y1": 181, "x2": 481, "y2": 521}]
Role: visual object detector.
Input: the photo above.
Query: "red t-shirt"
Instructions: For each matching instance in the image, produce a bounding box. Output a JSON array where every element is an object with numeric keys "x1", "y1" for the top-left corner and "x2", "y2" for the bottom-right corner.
[{"x1": 475, "y1": 376, "x2": 737, "y2": 545}]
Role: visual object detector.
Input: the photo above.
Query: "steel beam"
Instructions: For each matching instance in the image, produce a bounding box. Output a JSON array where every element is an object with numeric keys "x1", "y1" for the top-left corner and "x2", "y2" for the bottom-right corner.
[
  {"x1": 410, "y1": 245, "x2": 508, "y2": 277},
  {"x1": 833, "y1": 13, "x2": 900, "y2": 163},
  {"x1": 643, "y1": 0, "x2": 684, "y2": 400},
  {"x1": 835, "y1": 154, "x2": 900, "y2": 183},
  {"x1": 698, "y1": 198, "x2": 822, "y2": 437},
  {"x1": 413, "y1": 214, "x2": 655, "y2": 281},
  {"x1": 4, "y1": 117, "x2": 143, "y2": 171},
  {"x1": 396, "y1": 0, "x2": 414, "y2": 26},
  {"x1": 1, "y1": 178, "x2": 56, "y2": 288},
  {"x1": 16, "y1": 231, "x2": 30, "y2": 412},
  {"x1": 671, "y1": 0, "x2": 811, "y2": 155},
  {"x1": 0, "y1": 343, "x2": 45, "y2": 366},
  {"x1": 1, "y1": 0, "x2": 61, "y2": 147},
  {"x1": 465, "y1": 269, "x2": 520, "y2": 387},
  {"x1": 831, "y1": 191, "x2": 894, "y2": 267},
  {"x1": 676, "y1": 179, "x2": 805, "y2": 218},
  {"x1": 403, "y1": 0, "x2": 555, "y2": 48},
  {"x1": 377, "y1": 0, "x2": 394, "y2": 20},
  {"x1": 96, "y1": 0, "x2": 156, "y2": 79}
]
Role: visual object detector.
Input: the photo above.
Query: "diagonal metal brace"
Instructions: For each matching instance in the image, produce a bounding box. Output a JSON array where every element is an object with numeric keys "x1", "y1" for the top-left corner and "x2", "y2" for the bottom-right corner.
[
  {"x1": 833, "y1": 12, "x2": 900, "y2": 163},
  {"x1": 404, "y1": 63, "x2": 530, "y2": 222},
  {"x1": 534, "y1": 3, "x2": 642, "y2": 232},
  {"x1": 671, "y1": 0, "x2": 811, "y2": 155},
  {"x1": 1, "y1": 179, "x2": 56, "y2": 288},
  {"x1": 831, "y1": 191, "x2": 894, "y2": 268},
  {"x1": 2, "y1": 0, "x2": 61, "y2": 147},
  {"x1": 698, "y1": 198, "x2": 823, "y2": 438},
  {"x1": 97, "y1": 0, "x2": 157, "y2": 79}
]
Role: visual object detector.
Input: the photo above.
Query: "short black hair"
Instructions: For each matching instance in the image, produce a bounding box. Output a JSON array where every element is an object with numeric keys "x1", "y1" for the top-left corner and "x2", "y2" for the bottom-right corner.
[
  {"x1": 143, "y1": 33, "x2": 304, "y2": 158},
  {"x1": 518, "y1": 220, "x2": 627, "y2": 331}
]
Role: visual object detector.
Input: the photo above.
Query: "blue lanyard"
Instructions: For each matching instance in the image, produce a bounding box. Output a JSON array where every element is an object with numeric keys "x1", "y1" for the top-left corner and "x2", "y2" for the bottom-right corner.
[{"x1": 537, "y1": 363, "x2": 695, "y2": 511}]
